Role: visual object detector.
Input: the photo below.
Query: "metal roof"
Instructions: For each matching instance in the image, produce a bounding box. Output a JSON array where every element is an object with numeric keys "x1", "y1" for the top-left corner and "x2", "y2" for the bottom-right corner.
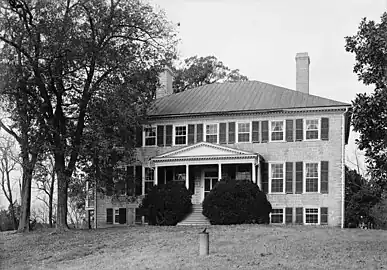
[{"x1": 148, "y1": 81, "x2": 350, "y2": 117}]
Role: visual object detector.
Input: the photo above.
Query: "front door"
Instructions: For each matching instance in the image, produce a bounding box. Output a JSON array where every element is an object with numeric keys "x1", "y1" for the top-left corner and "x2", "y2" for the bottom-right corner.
[{"x1": 203, "y1": 169, "x2": 218, "y2": 201}]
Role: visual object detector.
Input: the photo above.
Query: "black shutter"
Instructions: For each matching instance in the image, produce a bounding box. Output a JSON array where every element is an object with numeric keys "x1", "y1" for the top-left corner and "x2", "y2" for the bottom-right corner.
[
  {"x1": 286, "y1": 120, "x2": 294, "y2": 142},
  {"x1": 119, "y1": 208, "x2": 127, "y2": 224},
  {"x1": 157, "y1": 125, "x2": 164, "y2": 147},
  {"x1": 321, "y1": 161, "x2": 329, "y2": 194},
  {"x1": 295, "y1": 162, "x2": 303, "y2": 194},
  {"x1": 196, "y1": 124, "x2": 203, "y2": 143},
  {"x1": 188, "y1": 124, "x2": 195, "y2": 145},
  {"x1": 135, "y1": 126, "x2": 143, "y2": 147},
  {"x1": 261, "y1": 121, "x2": 269, "y2": 143},
  {"x1": 320, "y1": 207, "x2": 328, "y2": 225},
  {"x1": 295, "y1": 208, "x2": 303, "y2": 224},
  {"x1": 219, "y1": 123, "x2": 227, "y2": 144},
  {"x1": 285, "y1": 208, "x2": 293, "y2": 224},
  {"x1": 261, "y1": 162, "x2": 268, "y2": 193},
  {"x1": 252, "y1": 121, "x2": 260, "y2": 143},
  {"x1": 107, "y1": 208, "x2": 113, "y2": 224},
  {"x1": 126, "y1": 166, "x2": 134, "y2": 196},
  {"x1": 228, "y1": 122, "x2": 235, "y2": 144},
  {"x1": 295, "y1": 119, "x2": 303, "y2": 141},
  {"x1": 165, "y1": 125, "x2": 173, "y2": 146},
  {"x1": 285, "y1": 162, "x2": 293, "y2": 194},
  {"x1": 321, "y1": 118, "x2": 329, "y2": 140},
  {"x1": 135, "y1": 166, "x2": 142, "y2": 196}
]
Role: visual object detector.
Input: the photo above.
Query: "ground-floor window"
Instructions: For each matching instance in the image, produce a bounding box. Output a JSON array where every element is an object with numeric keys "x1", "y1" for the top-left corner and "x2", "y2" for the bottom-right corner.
[
  {"x1": 271, "y1": 208, "x2": 284, "y2": 224},
  {"x1": 305, "y1": 208, "x2": 319, "y2": 224},
  {"x1": 107, "y1": 208, "x2": 127, "y2": 224},
  {"x1": 145, "y1": 167, "x2": 154, "y2": 194}
]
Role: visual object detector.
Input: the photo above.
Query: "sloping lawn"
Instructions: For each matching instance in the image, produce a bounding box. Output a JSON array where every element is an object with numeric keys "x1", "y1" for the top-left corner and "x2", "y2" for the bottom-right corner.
[{"x1": 1, "y1": 225, "x2": 386, "y2": 270}]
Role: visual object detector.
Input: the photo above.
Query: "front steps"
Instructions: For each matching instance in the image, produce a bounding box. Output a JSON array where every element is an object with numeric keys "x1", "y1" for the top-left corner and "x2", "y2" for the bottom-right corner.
[{"x1": 177, "y1": 204, "x2": 211, "y2": 226}]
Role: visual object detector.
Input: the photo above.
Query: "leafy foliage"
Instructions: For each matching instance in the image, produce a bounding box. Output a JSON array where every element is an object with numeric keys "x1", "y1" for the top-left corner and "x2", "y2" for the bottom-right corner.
[
  {"x1": 345, "y1": 12, "x2": 387, "y2": 188},
  {"x1": 139, "y1": 182, "x2": 192, "y2": 226},
  {"x1": 202, "y1": 179, "x2": 272, "y2": 225},
  {"x1": 173, "y1": 55, "x2": 248, "y2": 93},
  {"x1": 370, "y1": 191, "x2": 387, "y2": 229}
]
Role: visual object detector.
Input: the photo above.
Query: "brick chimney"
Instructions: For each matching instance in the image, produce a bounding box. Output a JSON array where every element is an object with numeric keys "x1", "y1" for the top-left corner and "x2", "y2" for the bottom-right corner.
[
  {"x1": 156, "y1": 66, "x2": 174, "y2": 99},
  {"x1": 295, "y1": 52, "x2": 310, "y2": 94}
]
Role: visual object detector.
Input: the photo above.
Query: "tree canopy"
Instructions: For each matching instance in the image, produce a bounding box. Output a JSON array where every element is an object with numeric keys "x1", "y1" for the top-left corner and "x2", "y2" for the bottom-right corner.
[
  {"x1": 345, "y1": 12, "x2": 387, "y2": 188},
  {"x1": 173, "y1": 55, "x2": 248, "y2": 93}
]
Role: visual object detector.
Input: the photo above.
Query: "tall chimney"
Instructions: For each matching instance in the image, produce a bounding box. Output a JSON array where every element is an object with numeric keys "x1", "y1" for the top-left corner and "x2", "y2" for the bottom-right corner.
[
  {"x1": 156, "y1": 66, "x2": 174, "y2": 99},
  {"x1": 295, "y1": 52, "x2": 310, "y2": 94}
]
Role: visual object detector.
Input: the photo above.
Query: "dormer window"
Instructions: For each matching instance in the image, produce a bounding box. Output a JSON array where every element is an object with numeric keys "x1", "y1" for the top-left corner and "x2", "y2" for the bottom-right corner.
[
  {"x1": 174, "y1": 126, "x2": 187, "y2": 145},
  {"x1": 144, "y1": 127, "x2": 156, "y2": 146}
]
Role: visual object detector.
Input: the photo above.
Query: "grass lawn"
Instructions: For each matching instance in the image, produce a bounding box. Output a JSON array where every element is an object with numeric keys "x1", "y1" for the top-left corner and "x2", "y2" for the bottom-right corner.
[{"x1": 1, "y1": 225, "x2": 387, "y2": 270}]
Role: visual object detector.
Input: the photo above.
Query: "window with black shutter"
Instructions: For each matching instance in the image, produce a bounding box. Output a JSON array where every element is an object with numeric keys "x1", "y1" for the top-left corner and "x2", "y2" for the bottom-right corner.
[
  {"x1": 295, "y1": 162, "x2": 303, "y2": 194},
  {"x1": 261, "y1": 121, "x2": 269, "y2": 143},
  {"x1": 286, "y1": 120, "x2": 294, "y2": 142},
  {"x1": 320, "y1": 207, "x2": 328, "y2": 225},
  {"x1": 321, "y1": 118, "x2": 329, "y2": 140},
  {"x1": 119, "y1": 208, "x2": 127, "y2": 224},
  {"x1": 219, "y1": 123, "x2": 227, "y2": 144},
  {"x1": 321, "y1": 161, "x2": 329, "y2": 194},
  {"x1": 252, "y1": 121, "x2": 260, "y2": 143},
  {"x1": 165, "y1": 125, "x2": 173, "y2": 146},
  {"x1": 295, "y1": 207, "x2": 303, "y2": 224},
  {"x1": 107, "y1": 208, "x2": 113, "y2": 224},
  {"x1": 228, "y1": 122, "x2": 235, "y2": 144},
  {"x1": 285, "y1": 207, "x2": 293, "y2": 224},
  {"x1": 135, "y1": 166, "x2": 142, "y2": 196},
  {"x1": 295, "y1": 119, "x2": 303, "y2": 141},
  {"x1": 188, "y1": 124, "x2": 195, "y2": 145},
  {"x1": 285, "y1": 162, "x2": 293, "y2": 193},
  {"x1": 261, "y1": 162, "x2": 269, "y2": 193},
  {"x1": 196, "y1": 124, "x2": 203, "y2": 143},
  {"x1": 126, "y1": 166, "x2": 134, "y2": 196},
  {"x1": 157, "y1": 125, "x2": 164, "y2": 147}
]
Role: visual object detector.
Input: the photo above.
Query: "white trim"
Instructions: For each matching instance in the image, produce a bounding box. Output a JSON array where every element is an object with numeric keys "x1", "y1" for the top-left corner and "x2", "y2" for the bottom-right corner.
[
  {"x1": 304, "y1": 207, "x2": 320, "y2": 225},
  {"x1": 143, "y1": 125, "x2": 157, "y2": 147},
  {"x1": 113, "y1": 207, "x2": 120, "y2": 225},
  {"x1": 270, "y1": 208, "x2": 285, "y2": 224},
  {"x1": 268, "y1": 162, "x2": 285, "y2": 194},
  {"x1": 304, "y1": 118, "x2": 320, "y2": 141},
  {"x1": 204, "y1": 123, "x2": 219, "y2": 144},
  {"x1": 173, "y1": 124, "x2": 188, "y2": 146},
  {"x1": 269, "y1": 120, "x2": 285, "y2": 142},
  {"x1": 236, "y1": 121, "x2": 251, "y2": 143},
  {"x1": 303, "y1": 162, "x2": 320, "y2": 193}
]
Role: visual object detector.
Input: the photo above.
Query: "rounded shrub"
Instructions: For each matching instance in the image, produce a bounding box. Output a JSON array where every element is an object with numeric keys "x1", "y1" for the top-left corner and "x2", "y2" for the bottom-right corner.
[
  {"x1": 202, "y1": 179, "x2": 272, "y2": 225},
  {"x1": 139, "y1": 181, "x2": 192, "y2": 226}
]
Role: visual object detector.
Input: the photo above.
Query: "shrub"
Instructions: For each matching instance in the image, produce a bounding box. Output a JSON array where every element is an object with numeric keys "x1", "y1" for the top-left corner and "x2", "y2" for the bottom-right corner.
[
  {"x1": 139, "y1": 181, "x2": 192, "y2": 226},
  {"x1": 202, "y1": 179, "x2": 272, "y2": 225},
  {"x1": 370, "y1": 192, "x2": 387, "y2": 229}
]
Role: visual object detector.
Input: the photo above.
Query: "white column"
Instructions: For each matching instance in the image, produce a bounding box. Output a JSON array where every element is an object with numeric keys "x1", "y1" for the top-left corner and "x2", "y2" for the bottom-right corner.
[
  {"x1": 142, "y1": 166, "x2": 146, "y2": 195},
  {"x1": 186, "y1": 164, "x2": 189, "y2": 189},
  {"x1": 252, "y1": 162, "x2": 256, "y2": 184},
  {"x1": 218, "y1": 163, "x2": 222, "y2": 180},
  {"x1": 154, "y1": 165, "x2": 158, "y2": 186}
]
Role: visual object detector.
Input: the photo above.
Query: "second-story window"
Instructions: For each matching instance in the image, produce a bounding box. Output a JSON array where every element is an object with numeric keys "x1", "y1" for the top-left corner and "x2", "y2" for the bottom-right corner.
[
  {"x1": 206, "y1": 124, "x2": 218, "y2": 143},
  {"x1": 305, "y1": 163, "x2": 319, "y2": 192},
  {"x1": 144, "y1": 127, "x2": 156, "y2": 146},
  {"x1": 270, "y1": 163, "x2": 284, "y2": 193},
  {"x1": 175, "y1": 126, "x2": 187, "y2": 145},
  {"x1": 305, "y1": 119, "x2": 319, "y2": 140},
  {"x1": 238, "y1": 123, "x2": 250, "y2": 142},
  {"x1": 271, "y1": 121, "x2": 284, "y2": 141}
]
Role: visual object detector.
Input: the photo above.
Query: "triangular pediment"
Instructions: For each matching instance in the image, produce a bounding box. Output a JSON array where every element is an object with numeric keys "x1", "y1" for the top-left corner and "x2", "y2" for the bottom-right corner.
[{"x1": 156, "y1": 142, "x2": 256, "y2": 158}]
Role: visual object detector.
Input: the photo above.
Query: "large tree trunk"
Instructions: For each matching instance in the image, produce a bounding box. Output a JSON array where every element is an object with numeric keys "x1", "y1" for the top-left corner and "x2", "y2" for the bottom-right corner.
[
  {"x1": 17, "y1": 161, "x2": 34, "y2": 232},
  {"x1": 56, "y1": 159, "x2": 69, "y2": 230},
  {"x1": 49, "y1": 168, "x2": 55, "y2": 228},
  {"x1": 5, "y1": 173, "x2": 17, "y2": 230}
]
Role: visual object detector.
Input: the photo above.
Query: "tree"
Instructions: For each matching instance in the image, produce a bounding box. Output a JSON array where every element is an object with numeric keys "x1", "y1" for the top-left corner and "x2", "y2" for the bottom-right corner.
[
  {"x1": 173, "y1": 55, "x2": 248, "y2": 93},
  {"x1": 345, "y1": 12, "x2": 387, "y2": 189},
  {"x1": 0, "y1": 0, "x2": 177, "y2": 230}
]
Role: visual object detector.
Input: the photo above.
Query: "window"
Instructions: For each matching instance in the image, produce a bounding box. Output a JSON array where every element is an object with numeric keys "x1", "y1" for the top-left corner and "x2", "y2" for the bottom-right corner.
[
  {"x1": 305, "y1": 208, "x2": 319, "y2": 224},
  {"x1": 305, "y1": 119, "x2": 319, "y2": 140},
  {"x1": 271, "y1": 209, "x2": 284, "y2": 224},
  {"x1": 144, "y1": 168, "x2": 154, "y2": 195},
  {"x1": 174, "y1": 166, "x2": 186, "y2": 186},
  {"x1": 271, "y1": 121, "x2": 284, "y2": 141},
  {"x1": 237, "y1": 123, "x2": 250, "y2": 142},
  {"x1": 206, "y1": 124, "x2": 218, "y2": 143},
  {"x1": 270, "y1": 163, "x2": 284, "y2": 193},
  {"x1": 305, "y1": 163, "x2": 319, "y2": 192},
  {"x1": 114, "y1": 209, "x2": 120, "y2": 224},
  {"x1": 144, "y1": 127, "x2": 156, "y2": 146},
  {"x1": 174, "y1": 126, "x2": 187, "y2": 145}
]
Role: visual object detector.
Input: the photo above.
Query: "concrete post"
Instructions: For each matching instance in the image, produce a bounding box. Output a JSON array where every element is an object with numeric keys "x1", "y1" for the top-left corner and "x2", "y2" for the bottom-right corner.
[{"x1": 199, "y1": 231, "x2": 209, "y2": 256}]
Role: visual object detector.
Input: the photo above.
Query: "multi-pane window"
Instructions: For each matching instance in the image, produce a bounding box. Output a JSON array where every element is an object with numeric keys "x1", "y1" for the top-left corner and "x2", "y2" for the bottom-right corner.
[
  {"x1": 305, "y1": 163, "x2": 319, "y2": 192},
  {"x1": 114, "y1": 209, "x2": 120, "y2": 224},
  {"x1": 144, "y1": 168, "x2": 154, "y2": 195},
  {"x1": 271, "y1": 163, "x2": 284, "y2": 193},
  {"x1": 144, "y1": 127, "x2": 156, "y2": 146},
  {"x1": 306, "y1": 119, "x2": 319, "y2": 140},
  {"x1": 305, "y1": 208, "x2": 319, "y2": 224},
  {"x1": 174, "y1": 166, "x2": 186, "y2": 186},
  {"x1": 238, "y1": 123, "x2": 250, "y2": 142},
  {"x1": 271, "y1": 209, "x2": 284, "y2": 223},
  {"x1": 175, "y1": 126, "x2": 187, "y2": 145},
  {"x1": 271, "y1": 121, "x2": 284, "y2": 141},
  {"x1": 206, "y1": 124, "x2": 218, "y2": 143}
]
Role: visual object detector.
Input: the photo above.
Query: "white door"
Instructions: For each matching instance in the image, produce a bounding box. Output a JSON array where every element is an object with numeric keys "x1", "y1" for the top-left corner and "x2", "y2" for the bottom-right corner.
[{"x1": 202, "y1": 169, "x2": 218, "y2": 201}]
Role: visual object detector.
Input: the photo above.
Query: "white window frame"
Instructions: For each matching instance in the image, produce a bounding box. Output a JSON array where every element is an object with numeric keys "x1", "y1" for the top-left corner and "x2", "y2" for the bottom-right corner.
[
  {"x1": 144, "y1": 167, "x2": 154, "y2": 195},
  {"x1": 113, "y1": 207, "x2": 120, "y2": 224},
  {"x1": 269, "y1": 120, "x2": 285, "y2": 142},
  {"x1": 303, "y1": 162, "x2": 320, "y2": 193},
  {"x1": 304, "y1": 207, "x2": 320, "y2": 225},
  {"x1": 268, "y1": 162, "x2": 285, "y2": 194},
  {"x1": 236, "y1": 122, "x2": 251, "y2": 143},
  {"x1": 173, "y1": 125, "x2": 188, "y2": 146},
  {"x1": 270, "y1": 208, "x2": 285, "y2": 224},
  {"x1": 143, "y1": 126, "x2": 156, "y2": 147},
  {"x1": 204, "y1": 123, "x2": 219, "y2": 144},
  {"x1": 304, "y1": 119, "x2": 320, "y2": 141}
]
